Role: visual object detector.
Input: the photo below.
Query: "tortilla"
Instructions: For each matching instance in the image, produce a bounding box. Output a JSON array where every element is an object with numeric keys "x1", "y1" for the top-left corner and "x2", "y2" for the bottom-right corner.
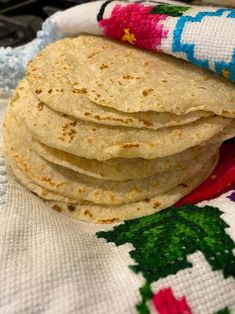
[
  {"x1": 11, "y1": 80, "x2": 231, "y2": 160},
  {"x1": 4, "y1": 109, "x2": 218, "y2": 205},
  {"x1": 32, "y1": 139, "x2": 218, "y2": 181},
  {"x1": 7, "y1": 151, "x2": 218, "y2": 223},
  {"x1": 26, "y1": 35, "x2": 235, "y2": 117},
  {"x1": 25, "y1": 56, "x2": 211, "y2": 130}
]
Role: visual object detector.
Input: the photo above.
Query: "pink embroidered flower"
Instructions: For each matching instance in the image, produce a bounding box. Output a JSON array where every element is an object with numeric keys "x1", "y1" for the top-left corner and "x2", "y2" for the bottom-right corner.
[
  {"x1": 153, "y1": 287, "x2": 192, "y2": 314},
  {"x1": 99, "y1": 3, "x2": 168, "y2": 51}
]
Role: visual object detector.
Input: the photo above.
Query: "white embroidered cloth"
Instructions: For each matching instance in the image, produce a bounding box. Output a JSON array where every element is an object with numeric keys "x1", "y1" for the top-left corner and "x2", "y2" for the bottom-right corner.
[
  {"x1": 1, "y1": 96, "x2": 235, "y2": 314},
  {"x1": 0, "y1": 0, "x2": 235, "y2": 93}
]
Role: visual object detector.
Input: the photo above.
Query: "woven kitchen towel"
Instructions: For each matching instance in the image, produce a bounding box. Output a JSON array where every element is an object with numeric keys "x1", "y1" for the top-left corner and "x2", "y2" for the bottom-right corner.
[
  {"x1": 1, "y1": 97, "x2": 235, "y2": 314},
  {"x1": 0, "y1": 0, "x2": 235, "y2": 93},
  {"x1": 179, "y1": 0, "x2": 235, "y2": 7}
]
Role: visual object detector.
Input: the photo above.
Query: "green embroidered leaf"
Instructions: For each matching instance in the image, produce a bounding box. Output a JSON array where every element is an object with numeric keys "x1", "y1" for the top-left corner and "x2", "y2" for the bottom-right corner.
[
  {"x1": 98, "y1": 205, "x2": 235, "y2": 282},
  {"x1": 150, "y1": 5, "x2": 190, "y2": 17},
  {"x1": 216, "y1": 307, "x2": 231, "y2": 314},
  {"x1": 97, "y1": 205, "x2": 235, "y2": 313},
  {"x1": 136, "y1": 283, "x2": 152, "y2": 314}
]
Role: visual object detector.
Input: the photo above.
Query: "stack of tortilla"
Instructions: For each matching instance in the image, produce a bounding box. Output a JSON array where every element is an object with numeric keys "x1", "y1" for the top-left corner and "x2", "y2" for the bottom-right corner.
[{"x1": 3, "y1": 35, "x2": 235, "y2": 223}]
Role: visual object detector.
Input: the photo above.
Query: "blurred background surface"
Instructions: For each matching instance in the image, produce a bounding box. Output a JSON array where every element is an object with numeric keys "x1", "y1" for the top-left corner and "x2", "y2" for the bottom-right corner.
[{"x1": 0, "y1": 0, "x2": 93, "y2": 47}]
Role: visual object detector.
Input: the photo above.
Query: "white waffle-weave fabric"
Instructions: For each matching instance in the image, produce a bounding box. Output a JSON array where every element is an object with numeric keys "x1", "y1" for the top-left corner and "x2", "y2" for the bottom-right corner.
[{"x1": 1, "y1": 98, "x2": 235, "y2": 313}]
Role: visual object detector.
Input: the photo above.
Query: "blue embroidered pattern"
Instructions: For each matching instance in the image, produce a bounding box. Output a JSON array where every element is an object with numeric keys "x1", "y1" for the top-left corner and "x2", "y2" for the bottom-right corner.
[{"x1": 173, "y1": 9, "x2": 235, "y2": 82}]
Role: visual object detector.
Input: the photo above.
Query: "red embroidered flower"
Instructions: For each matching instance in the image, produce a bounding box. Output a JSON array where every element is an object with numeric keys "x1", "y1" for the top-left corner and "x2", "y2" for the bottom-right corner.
[
  {"x1": 177, "y1": 142, "x2": 235, "y2": 206},
  {"x1": 99, "y1": 3, "x2": 168, "y2": 51},
  {"x1": 153, "y1": 287, "x2": 192, "y2": 314}
]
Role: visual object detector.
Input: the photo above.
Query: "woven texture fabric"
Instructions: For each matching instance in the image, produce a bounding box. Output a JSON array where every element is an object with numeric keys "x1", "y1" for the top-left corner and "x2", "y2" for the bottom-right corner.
[
  {"x1": 0, "y1": 0, "x2": 235, "y2": 92},
  {"x1": 182, "y1": 0, "x2": 235, "y2": 7},
  {"x1": 1, "y1": 98, "x2": 235, "y2": 313},
  {"x1": 55, "y1": 0, "x2": 235, "y2": 81},
  {"x1": 0, "y1": 18, "x2": 63, "y2": 92},
  {"x1": 0, "y1": 101, "x2": 144, "y2": 313}
]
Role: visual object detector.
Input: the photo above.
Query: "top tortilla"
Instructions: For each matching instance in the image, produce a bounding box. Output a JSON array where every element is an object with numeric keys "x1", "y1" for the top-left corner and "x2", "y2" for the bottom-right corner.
[
  {"x1": 11, "y1": 80, "x2": 232, "y2": 161},
  {"x1": 26, "y1": 35, "x2": 235, "y2": 117}
]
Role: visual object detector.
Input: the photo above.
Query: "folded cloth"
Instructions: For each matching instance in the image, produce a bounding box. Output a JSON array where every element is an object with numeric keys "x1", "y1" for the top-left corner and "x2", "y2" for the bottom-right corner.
[
  {"x1": 0, "y1": 0, "x2": 235, "y2": 93},
  {"x1": 1, "y1": 96, "x2": 235, "y2": 313}
]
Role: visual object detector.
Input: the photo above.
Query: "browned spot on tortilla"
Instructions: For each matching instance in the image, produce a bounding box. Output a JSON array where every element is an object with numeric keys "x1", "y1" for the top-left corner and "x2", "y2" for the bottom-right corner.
[
  {"x1": 38, "y1": 102, "x2": 45, "y2": 111},
  {"x1": 123, "y1": 75, "x2": 134, "y2": 79},
  {"x1": 84, "y1": 112, "x2": 91, "y2": 116},
  {"x1": 73, "y1": 87, "x2": 87, "y2": 94},
  {"x1": 98, "y1": 218, "x2": 120, "y2": 224},
  {"x1": 41, "y1": 176, "x2": 57, "y2": 186},
  {"x1": 87, "y1": 52, "x2": 97, "y2": 59},
  {"x1": 93, "y1": 191, "x2": 100, "y2": 197},
  {"x1": 61, "y1": 123, "x2": 77, "y2": 143},
  {"x1": 92, "y1": 128, "x2": 96, "y2": 131},
  {"x1": 62, "y1": 123, "x2": 68, "y2": 130},
  {"x1": 56, "y1": 182, "x2": 67, "y2": 188},
  {"x1": 173, "y1": 130, "x2": 183, "y2": 138},
  {"x1": 140, "y1": 119, "x2": 153, "y2": 127},
  {"x1": 63, "y1": 113, "x2": 69, "y2": 118},
  {"x1": 122, "y1": 143, "x2": 139, "y2": 148},
  {"x1": 48, "y1": 89, "x2": 53, "y2": 94},
  {"x1": 52, "y1": 204, "x2": 62, "y2": 212},
  {"x1": 84, "y1": 210, "x2": 93, "y2": 218},
  {"x1": 11, "y1": 92, "x2": 20, "y2": 104},
  {"x1": 100, "y1": 63, "x2": 108, "y2": 70},
  {"x1": 144, "y1": 198, "x2": 150, "y2": 203},
  {"x1": 153, "y1": 202, "x2": 161, "y2": 209},
  {"x1": 109, "y1": 193, "x2": 116, "y2": 202},
  {"x1": 143, "y1": 61, "x2": 149, "y2": 66},
  {"x1": 221, "y1": 109, "x2": 230, "y2": 115},
  {"x1": 67, "y1": 205, "x2": 76, "y2": 211},
  {"x1": 142, "y1": 89, "x2": 154, "y2": 97},
  {"x1": 87, "y1": 139, "x2": 92, "y2": 144},
  {"x1": 179, "y1": 183, "x2": 189, "y2": 188},
  {"x1": 136, "y1": 208, "x2": 140, "y2": 211},
  {"x1": 91, "y1": 114, "x2": 133, "y2": 124},
  {"x1": 35, "y1": 89, "x2": 42, "y2": 95},
  {"x1": 57, "y1": 136, "x2": 65, "y2": 142}
]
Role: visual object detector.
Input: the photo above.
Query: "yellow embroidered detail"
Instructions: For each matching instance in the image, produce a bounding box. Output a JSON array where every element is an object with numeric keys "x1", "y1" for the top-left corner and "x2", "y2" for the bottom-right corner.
[
  {"x1": 222, "y1": 69, "x2": 230, "y2": 79},
  {"x1": 122, "y1": 28, "x2": 136, "y2": 45}
]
